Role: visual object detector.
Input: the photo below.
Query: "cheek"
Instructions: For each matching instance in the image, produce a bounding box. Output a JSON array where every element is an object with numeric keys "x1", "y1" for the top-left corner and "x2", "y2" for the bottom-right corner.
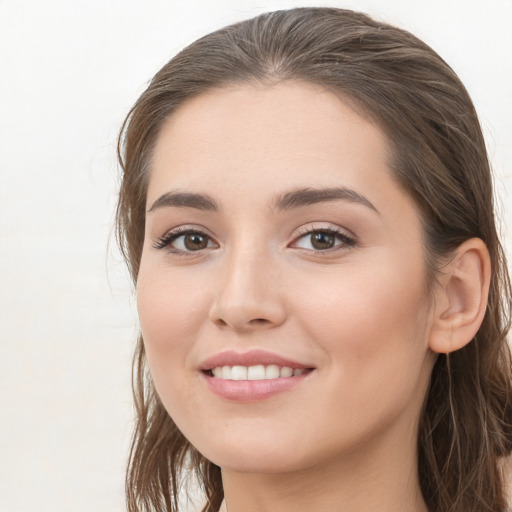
[
  {"x1": 293, "y1": 254, "x2": 432, "y2": 389},
  {"x1": 289, "y1": 260, "x2": 433, "y2": 444},
  {"x1": 136, "y1": 265, "x2": 215, "y2": 434},
  {"x1": 136, "y1": 265, "x2": 210, "y2": 372}
]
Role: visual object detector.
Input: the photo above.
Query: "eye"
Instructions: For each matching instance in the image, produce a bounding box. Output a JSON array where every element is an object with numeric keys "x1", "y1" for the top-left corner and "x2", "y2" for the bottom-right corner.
[
  {"x1": 291, "y1": 228, "x2": 356, "y2": 251},
  {"x1": 153, "y1": 228, "x2": 217, "y2": 253}
]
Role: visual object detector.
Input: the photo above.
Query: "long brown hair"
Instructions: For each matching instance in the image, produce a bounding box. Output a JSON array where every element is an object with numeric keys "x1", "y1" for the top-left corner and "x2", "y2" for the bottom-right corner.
[{"x1": 116, "y1": 8, "x2": 512, "y2": 511}]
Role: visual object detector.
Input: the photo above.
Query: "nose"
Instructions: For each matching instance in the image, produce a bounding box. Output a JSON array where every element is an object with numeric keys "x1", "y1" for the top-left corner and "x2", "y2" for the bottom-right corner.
[{"x1": 209, "y1": 248, "x2": 287, "y2": 332}]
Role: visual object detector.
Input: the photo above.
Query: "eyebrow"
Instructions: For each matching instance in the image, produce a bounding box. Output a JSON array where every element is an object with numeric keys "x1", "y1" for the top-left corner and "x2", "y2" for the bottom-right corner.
[
  {"x1": 273, "y1": 187, "x2": 379, "y2": 213},
  {"x1": 147, "y1": 191, "x2": 220, "y2": 213},
  {"x1": 147, "y1": 186, "x2": 378, "y2": 214}
]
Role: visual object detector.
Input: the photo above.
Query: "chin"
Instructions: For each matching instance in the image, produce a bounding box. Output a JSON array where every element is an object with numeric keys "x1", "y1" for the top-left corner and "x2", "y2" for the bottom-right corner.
[
  {"x1": 190, "y1": 430, "x2": 310, "y2": 474},
  {"x1": 208, "y1": 449, "x2": 307, "y2": 475}
]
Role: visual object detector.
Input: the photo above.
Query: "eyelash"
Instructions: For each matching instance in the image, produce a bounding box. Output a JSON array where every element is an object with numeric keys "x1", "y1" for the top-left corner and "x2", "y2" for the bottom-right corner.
[
  {"x1": 153, "y1": 227, "x2": 214, "y2": 254},
  {"x1": 153, "y1": 226, "x2": 357, "y2": 254},
  {"x1": 292, "y1": 226, "x2": 357, "y2": 252}
]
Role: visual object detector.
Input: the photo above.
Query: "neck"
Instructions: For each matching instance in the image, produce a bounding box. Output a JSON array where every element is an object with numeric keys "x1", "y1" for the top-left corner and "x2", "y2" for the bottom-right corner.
[{"x1": 221, "y1": 426, "x2": 428, "y2": 512}]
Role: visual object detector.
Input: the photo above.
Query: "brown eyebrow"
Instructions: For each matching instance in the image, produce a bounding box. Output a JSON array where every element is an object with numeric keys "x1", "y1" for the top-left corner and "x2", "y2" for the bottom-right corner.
[
  {"x1": 147, "y1": 186, "x2": 378, "y2": 214},
  {"x1": 147, "y1": 191, "x2": 220, "y2": 213},
  {"x1": 273, "y1": 187, "x2": 379, "y2": 213}
]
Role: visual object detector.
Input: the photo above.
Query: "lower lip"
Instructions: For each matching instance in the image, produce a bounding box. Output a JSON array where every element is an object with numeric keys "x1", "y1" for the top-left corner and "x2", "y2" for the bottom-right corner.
[{"x1": 201, "y1": 372, "x2": 311, "y2": 402}]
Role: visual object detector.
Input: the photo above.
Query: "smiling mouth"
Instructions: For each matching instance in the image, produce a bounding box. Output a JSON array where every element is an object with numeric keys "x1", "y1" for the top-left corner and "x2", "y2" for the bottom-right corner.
[
  {"x1": 205, "y1": 365, "x2": 313, "y2": 380},
  {"x1": 200, "y1": 352, "x2": 315, "y2": 401}
]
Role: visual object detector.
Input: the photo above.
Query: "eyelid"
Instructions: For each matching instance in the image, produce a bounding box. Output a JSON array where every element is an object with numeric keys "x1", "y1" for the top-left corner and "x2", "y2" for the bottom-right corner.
[
  {"x1": 289, "y1": 223, "x2": 358, "y2": 252},
  {"x1": 152, "y1": 224, "x2": 219, "y2": 253},
  {"x1": 151, "y1": 222, "x2": 357, "y2": 254}
]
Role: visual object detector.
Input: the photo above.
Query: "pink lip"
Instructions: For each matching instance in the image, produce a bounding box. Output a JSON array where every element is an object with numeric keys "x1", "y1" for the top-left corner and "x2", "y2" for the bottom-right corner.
[
  {"x1": 198, "y1": 349, "x2": 314, "y2": 402},
  {"x1": 202, "y1": 373, "x2": 310, "y2": 402},
  {"x1": 199, "y1": 349, "x2": 310, "y2": 370}
]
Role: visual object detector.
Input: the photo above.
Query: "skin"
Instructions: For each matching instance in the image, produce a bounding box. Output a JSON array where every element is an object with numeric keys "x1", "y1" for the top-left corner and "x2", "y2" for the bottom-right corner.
[{"x1": 137, "y1": 82, "x2": 442, "y2": 512}]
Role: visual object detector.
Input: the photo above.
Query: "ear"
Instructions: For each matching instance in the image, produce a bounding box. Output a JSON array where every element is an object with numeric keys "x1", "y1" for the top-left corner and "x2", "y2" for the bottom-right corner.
[{"x1": 428, "y1": 238, "x2": 491, "y2": 354}]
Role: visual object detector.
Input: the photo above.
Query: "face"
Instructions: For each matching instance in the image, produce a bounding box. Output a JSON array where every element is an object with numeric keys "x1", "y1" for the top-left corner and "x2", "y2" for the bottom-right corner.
[{"x1": 137, "y1": 82, "x2": 437, "y2": 475}]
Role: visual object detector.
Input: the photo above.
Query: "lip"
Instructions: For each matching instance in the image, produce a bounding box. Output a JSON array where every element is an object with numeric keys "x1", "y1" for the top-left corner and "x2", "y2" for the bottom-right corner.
[
  {"x1": 199, "y1": 349, "x2": 311, "y2": 371},
  {"x1": 198, "y1": 349, "x2": 314, "y2": 402}
]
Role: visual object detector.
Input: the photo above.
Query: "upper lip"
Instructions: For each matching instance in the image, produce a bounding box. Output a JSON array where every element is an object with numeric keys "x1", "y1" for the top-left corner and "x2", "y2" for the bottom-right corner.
[{"x1": 199, "y1": 349, "x2": 312, "y2": 371}]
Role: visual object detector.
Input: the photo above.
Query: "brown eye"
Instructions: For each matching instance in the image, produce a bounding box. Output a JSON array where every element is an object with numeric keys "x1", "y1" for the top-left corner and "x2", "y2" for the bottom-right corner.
[
  {"x1": 291, "y1": 228, "x2": 356, "y2": 252},
  {"x1": 153, "y1": 229, "x2": 217, "y2": 252},
  {"x1": 310, "y1": 231, "x2": 336, "y2": 250},
  {"x1": 183, "y1": 233, "x2": 209, "y2": 250}
]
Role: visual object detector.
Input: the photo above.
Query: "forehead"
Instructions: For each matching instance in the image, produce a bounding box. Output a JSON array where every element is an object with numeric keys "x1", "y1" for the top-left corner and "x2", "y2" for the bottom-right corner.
[{"x1": 147, "y1": 82, "x2": 406, "y2": 216}]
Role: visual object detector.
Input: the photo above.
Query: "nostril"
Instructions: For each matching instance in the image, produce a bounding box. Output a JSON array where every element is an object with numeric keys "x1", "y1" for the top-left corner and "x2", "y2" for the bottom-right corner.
[
  {"x1": 250, "y1": 318, "x2": 270, "y2": 325},
  {"x1": 213, "y1": 316, "x2": 272, "y2": 330}
]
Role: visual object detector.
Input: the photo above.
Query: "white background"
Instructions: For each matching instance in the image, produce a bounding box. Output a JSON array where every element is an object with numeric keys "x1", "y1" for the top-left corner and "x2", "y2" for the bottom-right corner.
[{"x1": 0, "y1": 1, "x2": 510, "y2": 511}]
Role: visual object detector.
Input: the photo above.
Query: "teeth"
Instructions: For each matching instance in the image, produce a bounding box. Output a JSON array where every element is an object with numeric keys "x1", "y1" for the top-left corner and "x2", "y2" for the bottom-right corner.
[
  {"x1": 247, "y1": 365, "x2": 265, "y2": 380},
  {"x1": 231, "y1": 365, "x2": 247, "y2": 381},
  {"x1": 210, "y1": 364, "x2": 307, "y2": 380},
  {"x1": 265, "y1": 364, "x2": 280, "y2": 379},
  {"x1": 221, "y1": 366, "x2": 231, "y2": 379},
  {"x1": 280, "y1": 366, "x2": 293, "y2": 378}
]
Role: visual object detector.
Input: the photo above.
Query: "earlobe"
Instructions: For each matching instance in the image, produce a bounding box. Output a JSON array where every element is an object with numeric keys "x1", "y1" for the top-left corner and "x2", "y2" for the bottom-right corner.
[{"x1": 428, "y1": 238, "x2": 491, "y2": 354}]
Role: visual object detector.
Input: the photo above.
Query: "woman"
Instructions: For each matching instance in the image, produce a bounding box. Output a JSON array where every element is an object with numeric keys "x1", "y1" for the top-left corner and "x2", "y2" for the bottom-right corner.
[{"x1": 116, "y1": 7, "x2": 512, "y2": 512}]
